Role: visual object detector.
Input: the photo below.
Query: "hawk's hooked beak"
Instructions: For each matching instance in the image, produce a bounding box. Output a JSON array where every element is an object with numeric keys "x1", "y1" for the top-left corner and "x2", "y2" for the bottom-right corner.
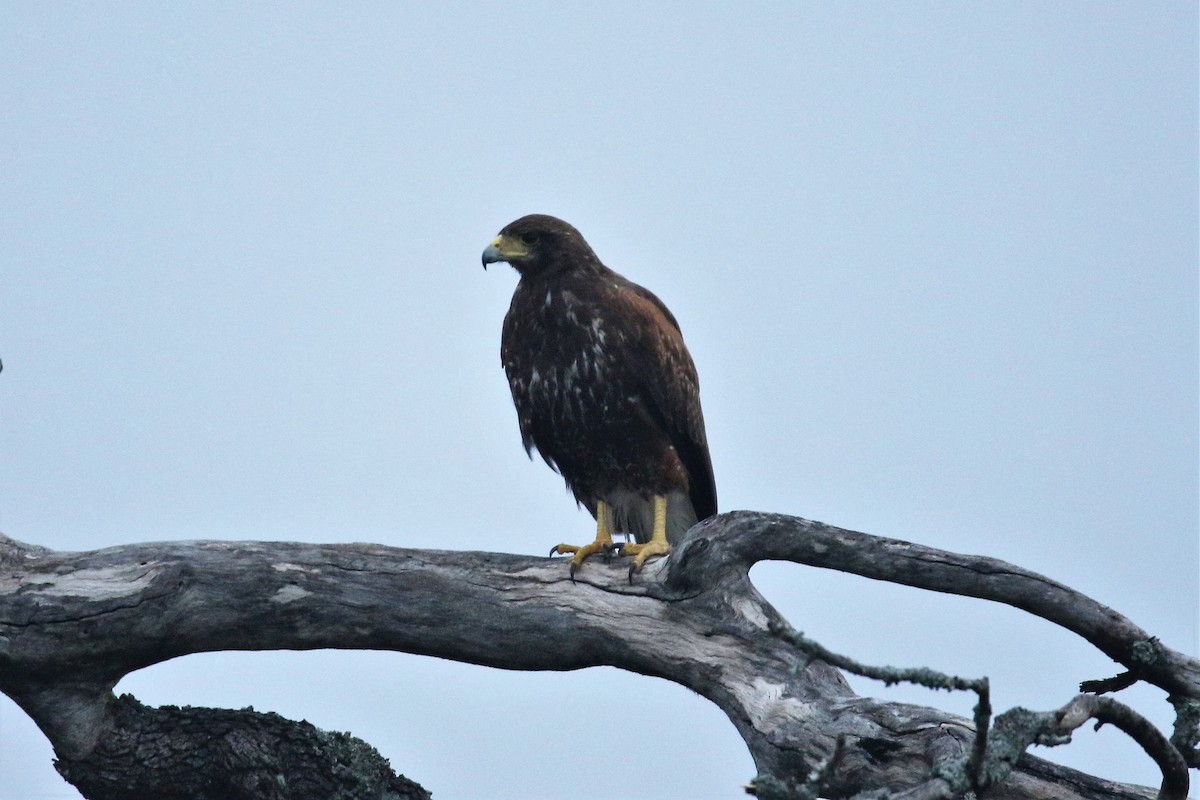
[{"x1": 481, "y1": 234, "x2": 529, "y2": 269}]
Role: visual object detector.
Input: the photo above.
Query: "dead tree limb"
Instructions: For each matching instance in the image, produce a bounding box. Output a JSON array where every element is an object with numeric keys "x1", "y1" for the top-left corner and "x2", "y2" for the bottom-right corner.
[
  {"x1": 666, "y1": 513, "x2": 1200, "y2": 702},
  {"x1": 0, "y1": 510, "x2": 1192, "y2": 800}
]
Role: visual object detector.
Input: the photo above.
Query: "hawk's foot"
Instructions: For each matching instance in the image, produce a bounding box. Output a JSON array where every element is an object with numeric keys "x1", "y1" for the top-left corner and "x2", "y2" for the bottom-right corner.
[
  {"x1": 618, "y1": 539, "x2": 672, "y2": 582},
  {"x1": 550, "y1": 540, "x2": 617, "y2": 580}
]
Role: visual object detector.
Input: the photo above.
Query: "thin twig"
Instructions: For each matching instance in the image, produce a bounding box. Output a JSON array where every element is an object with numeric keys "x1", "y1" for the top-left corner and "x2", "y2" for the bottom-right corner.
[{"x1": 768, "y1": 621, "x2": 993, "y2": 795}]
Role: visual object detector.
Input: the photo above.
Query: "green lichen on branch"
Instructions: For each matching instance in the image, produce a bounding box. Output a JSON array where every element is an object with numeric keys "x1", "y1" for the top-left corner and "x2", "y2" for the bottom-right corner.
[
  {"x1": 1130, "y1": 638, "x2": 1167, "y2": 669},
  {"x1": 1167, "y1": 695, "x2": 1199, "y2": 769},
  {"x1": 767, "y1": 622, "x2": 985, "y2": 694}
]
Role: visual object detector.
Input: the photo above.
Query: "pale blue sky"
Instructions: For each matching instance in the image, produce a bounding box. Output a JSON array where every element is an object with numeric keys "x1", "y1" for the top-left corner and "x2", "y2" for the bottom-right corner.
[{"x1": 1, "y1": 4, "x2": 1196, "y2": 798}]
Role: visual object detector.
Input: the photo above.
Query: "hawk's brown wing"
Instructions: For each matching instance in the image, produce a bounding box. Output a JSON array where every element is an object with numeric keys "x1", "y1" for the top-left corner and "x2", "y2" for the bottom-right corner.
[{"x1": 613, "y1": 279, "x2": 717, "y2": 520}]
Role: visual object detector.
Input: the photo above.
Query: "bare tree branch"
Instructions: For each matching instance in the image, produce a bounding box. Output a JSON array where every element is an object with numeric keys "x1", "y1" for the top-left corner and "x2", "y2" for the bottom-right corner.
[
  {"x1": 0, "y1": 510, "x2": 1191, "y2": 800},
  {"x1": 1052, "y1": 696, "x2": 1190, "y2": 800},
  {"x1": 666, "y1": 513, "x2": 1200, "y2": 702}
]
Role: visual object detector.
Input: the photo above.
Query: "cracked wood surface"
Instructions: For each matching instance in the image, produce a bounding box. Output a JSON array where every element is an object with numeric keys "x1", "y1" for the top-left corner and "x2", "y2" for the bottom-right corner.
[{"x1": 0, "y1": 511, "x2": 1190, "y2": 800}]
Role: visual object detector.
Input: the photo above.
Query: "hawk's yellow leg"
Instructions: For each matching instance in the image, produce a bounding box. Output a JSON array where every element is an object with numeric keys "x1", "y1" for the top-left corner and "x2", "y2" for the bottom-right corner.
[
  {"x1": 551, "y1": 500, "x2": 616, "y2": 579},
  {"x1": 618, "y1": 495, "x2": 672, "y2": 580}
]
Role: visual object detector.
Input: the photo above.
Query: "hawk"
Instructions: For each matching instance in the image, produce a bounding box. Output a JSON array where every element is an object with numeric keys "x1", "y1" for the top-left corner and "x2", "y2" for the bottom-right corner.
[{"x1": 482, "y1": 214, "x2": 716, "y2": 578}]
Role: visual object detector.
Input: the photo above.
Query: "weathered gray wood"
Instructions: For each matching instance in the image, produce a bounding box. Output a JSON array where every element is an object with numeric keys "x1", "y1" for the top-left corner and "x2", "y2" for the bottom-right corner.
[
  {"x1": 0, "y1": 511, "x2": 1191, "y2": 800},
  {"x1": 667, "y1": 513, "x2": 1200, "y2": 701}
]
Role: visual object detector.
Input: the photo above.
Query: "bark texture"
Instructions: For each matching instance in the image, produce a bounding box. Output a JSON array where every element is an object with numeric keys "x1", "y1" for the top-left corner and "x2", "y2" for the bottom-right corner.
[
  {"x1": 54, "y1": 696, "x2": 430, "y2": 800},
  {"x1": 0, "y1": 511, "x2": 1193, "y2": 800}
]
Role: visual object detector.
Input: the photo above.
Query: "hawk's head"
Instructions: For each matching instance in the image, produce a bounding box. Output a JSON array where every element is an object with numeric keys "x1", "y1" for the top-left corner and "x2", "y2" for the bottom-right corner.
[{"x1": 482, "y1": 214, "x2": 600, "y2": 277}]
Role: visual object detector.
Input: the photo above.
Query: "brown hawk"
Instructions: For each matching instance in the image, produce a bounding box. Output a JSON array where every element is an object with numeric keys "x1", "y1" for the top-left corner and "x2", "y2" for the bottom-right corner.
[{"x1": 483, "y1": 214, "x2": 716, "y2": 578}]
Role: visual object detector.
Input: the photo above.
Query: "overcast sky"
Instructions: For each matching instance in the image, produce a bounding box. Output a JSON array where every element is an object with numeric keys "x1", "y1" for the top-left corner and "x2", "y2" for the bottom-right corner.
[{"x1": 1, "y1": 4, "x2": 1196, "y2": 799}]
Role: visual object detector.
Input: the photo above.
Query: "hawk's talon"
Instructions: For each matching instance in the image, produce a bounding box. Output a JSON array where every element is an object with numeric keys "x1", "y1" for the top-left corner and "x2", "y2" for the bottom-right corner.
[
  {"x1": 620, "y1": 537, "x2": 672, "y2": 582},
  {"x1": 548, "y1": 500, "x2": 617, "y2": 579},
  {"x1": 552, "y1": 538, "x2": 612, "y2": 578}
]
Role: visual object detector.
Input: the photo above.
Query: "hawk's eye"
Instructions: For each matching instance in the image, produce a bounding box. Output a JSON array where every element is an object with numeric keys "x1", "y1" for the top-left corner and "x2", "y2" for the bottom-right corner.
[{"x1": 519, "y1": 232, "x2": 540, "y2": 245}]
